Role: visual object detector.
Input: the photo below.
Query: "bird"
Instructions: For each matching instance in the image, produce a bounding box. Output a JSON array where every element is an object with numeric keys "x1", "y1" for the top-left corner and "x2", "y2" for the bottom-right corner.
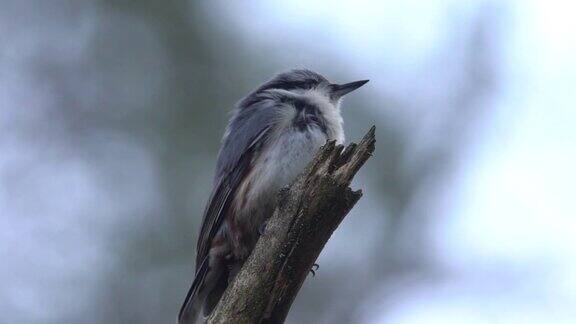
[{"x1": 178, "y1": 69, "x2": 368, "y2": 323}]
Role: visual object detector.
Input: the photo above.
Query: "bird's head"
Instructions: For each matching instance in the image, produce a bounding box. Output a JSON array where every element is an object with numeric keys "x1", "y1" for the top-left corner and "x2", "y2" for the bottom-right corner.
[
  {"x1": 235, "y1": 69, "x2": 368, "y2": 143},
  {"x1": 240, "y1": 69, "x2": 368, "y2": 109}
]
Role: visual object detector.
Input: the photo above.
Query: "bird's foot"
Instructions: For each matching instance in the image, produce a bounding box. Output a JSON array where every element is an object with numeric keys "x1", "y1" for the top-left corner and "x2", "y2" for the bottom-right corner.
[
  {"x1": 258, "y1": 220, "x2": 269, "y2": 235},
  {"x1": 309, "y1": 263, "x2": 320, "y2": 277}
]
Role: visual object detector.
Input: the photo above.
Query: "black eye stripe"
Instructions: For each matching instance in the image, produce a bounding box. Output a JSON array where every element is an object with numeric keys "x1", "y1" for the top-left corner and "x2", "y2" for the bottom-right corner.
[
  {"x1": 263, "y1": 80, "x2": 317, "y2": 91},
  {"x1": 281, "y1": 97, "x2": 315, "y2": 112},
  {"x1": 238, "y1": 70, "x2": 329, "y2": 110}
]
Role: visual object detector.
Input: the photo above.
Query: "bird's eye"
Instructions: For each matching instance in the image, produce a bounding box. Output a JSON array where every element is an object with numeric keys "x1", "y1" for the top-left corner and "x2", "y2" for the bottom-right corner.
[{"x1": 300, "y1": 81, "x2": 316, "y2": 90}]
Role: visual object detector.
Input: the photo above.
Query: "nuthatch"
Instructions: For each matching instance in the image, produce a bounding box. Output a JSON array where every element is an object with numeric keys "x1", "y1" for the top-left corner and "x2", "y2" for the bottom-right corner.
[{"x1": 178, "y1": 69, "x2": 368, "y2": 323}]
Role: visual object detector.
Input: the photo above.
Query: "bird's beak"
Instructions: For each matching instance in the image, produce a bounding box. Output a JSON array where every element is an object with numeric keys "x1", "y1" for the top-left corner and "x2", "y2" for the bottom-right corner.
[{"x1": 329, "y1": 79, "x2": 369, "y2": 100}]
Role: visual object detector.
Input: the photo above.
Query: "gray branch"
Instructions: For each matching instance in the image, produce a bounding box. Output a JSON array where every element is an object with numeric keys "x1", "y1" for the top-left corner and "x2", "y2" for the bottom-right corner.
[{"x1": 207, "y1": 126, "x2": 376, "y2": 324}]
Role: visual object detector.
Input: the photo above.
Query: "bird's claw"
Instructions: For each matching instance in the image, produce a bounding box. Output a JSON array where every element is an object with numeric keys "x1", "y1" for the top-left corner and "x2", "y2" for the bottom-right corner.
[
  {"x1": 258, "y1": 220, "x2": 269, "y2": 235},
  {"x1": 309, "y1": 263, "x2": 320, "y2": 277}
]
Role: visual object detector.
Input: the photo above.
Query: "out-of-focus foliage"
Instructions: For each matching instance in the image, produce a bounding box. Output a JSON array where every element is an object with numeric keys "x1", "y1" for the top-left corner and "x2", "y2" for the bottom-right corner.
[
  {"x1": 3, "y1": 1, "x2": 573, "y2": 324},
  {"x1": 1, "y1": 1, "x2": 495, "y2": 323}
]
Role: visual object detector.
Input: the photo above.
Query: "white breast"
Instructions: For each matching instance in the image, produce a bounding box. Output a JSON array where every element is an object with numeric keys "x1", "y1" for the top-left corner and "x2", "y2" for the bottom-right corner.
[
  {"x1": 234, "y1": 88, "x2": 345, "y2": 233},
  {"x1": 234, "y1": 126, "x2": 327, "y2": 234},
  {"x1": 260, "y1": 127, "x2": 327, "y2": 191}
]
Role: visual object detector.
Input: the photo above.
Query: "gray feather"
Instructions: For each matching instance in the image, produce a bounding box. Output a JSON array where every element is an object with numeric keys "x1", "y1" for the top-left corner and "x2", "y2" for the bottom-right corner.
[{"x1": 195, "y1": 95, "x2": 280, "y2": 268}]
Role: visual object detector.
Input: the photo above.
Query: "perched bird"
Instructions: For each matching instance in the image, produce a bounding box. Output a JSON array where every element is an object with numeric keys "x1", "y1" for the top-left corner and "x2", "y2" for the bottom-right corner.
[{"x1": 178, "y1": 69, "x2": 368, "y2": 323}]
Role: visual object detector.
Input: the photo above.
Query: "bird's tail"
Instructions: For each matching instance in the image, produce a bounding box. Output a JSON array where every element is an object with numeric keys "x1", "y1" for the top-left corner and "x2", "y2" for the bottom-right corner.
[{"x1": 178, "y1": 259, "x2": 209, "y2": 324}]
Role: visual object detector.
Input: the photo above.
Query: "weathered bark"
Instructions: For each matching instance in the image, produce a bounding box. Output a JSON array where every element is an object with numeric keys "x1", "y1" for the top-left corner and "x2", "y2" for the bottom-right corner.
[{"x1": 208, "y1": 126, "x2": 376, "y2": 324}]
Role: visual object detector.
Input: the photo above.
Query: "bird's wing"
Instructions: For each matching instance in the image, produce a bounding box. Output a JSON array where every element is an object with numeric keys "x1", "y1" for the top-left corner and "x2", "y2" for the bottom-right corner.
[
  {"x1": 196, "y1": 101, "x2": 274, "y2": 269},
  {"x1": 178, "y1": 120, "x2": 269, "y2": 320}
]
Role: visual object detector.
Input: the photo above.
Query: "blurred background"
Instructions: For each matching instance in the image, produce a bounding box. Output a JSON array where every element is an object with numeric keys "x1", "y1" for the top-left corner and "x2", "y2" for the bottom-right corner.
[{"x1": 1, "y1": 0, "x2": 575, "y2": 323}]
